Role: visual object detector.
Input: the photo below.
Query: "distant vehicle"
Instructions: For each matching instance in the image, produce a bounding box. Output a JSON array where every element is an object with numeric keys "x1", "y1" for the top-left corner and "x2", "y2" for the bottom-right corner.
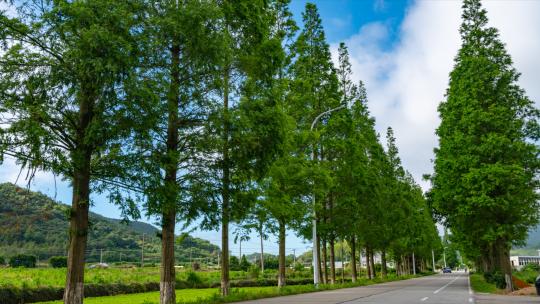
[{"x1": 442, "y1": 267, "x2": 452, "y2": 273}]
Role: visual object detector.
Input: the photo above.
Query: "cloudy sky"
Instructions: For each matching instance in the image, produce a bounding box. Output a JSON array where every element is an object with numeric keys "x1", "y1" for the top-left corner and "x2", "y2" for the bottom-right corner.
[{"x1": 1, "y1": 0, "x2": 539, "y2": 256}]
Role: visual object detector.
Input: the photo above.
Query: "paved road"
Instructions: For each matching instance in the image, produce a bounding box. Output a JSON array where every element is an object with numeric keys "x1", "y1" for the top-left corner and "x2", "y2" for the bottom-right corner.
[{"x1": 233, "y1": 272, "x2": 536, "y2": 304}]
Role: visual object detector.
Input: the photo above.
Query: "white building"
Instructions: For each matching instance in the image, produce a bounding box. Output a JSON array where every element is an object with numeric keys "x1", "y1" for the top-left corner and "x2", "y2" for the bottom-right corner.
[{"x1": 510, "y1": 251, "x2": 540, "y2": 270}]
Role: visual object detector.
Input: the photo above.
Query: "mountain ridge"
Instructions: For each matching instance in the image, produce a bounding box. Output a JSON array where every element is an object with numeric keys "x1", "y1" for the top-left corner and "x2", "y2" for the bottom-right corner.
[{"x1": 0, "y1": 182, "x2": 219, "y2": 264}]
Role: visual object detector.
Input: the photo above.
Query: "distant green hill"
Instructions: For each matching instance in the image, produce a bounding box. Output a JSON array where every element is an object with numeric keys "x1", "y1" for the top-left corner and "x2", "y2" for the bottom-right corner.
[
  {"x1": 0, "y1": 183, "x2": 219, "y2": 265},
  {"x1": 511, "y1": 226, "x2": 540, "y2": 256}
]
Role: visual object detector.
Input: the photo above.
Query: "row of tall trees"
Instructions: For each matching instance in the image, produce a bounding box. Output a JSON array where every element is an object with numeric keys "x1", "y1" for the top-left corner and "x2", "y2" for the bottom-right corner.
[
  {"x1": 0, "y1": 1, "x2": 440, "y2": 304},
  {"x1": 429, "y1": 0, "x2": 539, "y2": 292}
]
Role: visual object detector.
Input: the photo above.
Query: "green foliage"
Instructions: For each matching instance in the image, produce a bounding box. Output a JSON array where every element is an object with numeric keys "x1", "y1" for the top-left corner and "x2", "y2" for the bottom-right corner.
[
  {"x1": 9, "y1": 254, "x2": 36, "y2": 268},
  {"x1": 49, "y1": 256, "x2": 67, "y2": 268},
  {"x1": 248, "y1": 265, "x2": 260, "y2": 279},
  {"x1": 483, "y1": 271, "x2": 506, "y2": 289},
  {"x1": 185, "y1": 272, "x2": 203, "y2": 288},
  {"x1": 0, "y1": 256, "x2": 4, "y2": 265},
  {"x1": 240, "y1": 255, "x2": 251, "y2": 272},
  {"x1": 429, "y1": 0, "x2": 540, "y2": 274}
]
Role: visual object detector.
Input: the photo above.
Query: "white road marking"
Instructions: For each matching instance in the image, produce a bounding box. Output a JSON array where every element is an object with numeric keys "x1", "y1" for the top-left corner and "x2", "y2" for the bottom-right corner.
[
  {"x1": 420, "y1": 296, "x2": 429, "y2": 301},
  {"x1": 433, "y1": 275, "x2": 461, "y2": 294},
  {"x1": 467, "y1": 273, "x2": 475, "y2": 303}
]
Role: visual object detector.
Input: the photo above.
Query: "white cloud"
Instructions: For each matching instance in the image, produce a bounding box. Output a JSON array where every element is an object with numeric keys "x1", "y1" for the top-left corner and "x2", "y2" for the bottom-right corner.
[{"x1": 332, "y1": 0, "x2": 540, "y2": 191}]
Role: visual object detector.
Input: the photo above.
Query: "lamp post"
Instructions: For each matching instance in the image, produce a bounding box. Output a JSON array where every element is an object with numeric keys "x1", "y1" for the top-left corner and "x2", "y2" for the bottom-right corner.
[{"x1": 310, "y1": 104, "x2": 347, "y2": 287}]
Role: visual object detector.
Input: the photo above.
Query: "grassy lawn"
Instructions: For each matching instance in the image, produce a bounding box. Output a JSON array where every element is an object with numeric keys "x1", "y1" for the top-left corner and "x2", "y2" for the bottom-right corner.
[
  {"x1": 469, "y1": 273, "x2": 502, "y2": 294},
  {"x1": 36, "y1": 274, "x2": 427, "y2": 304}
]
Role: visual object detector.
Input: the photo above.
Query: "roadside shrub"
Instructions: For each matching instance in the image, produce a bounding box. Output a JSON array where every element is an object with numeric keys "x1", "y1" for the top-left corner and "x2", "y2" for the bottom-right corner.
[
  {"x1": 293, "y1": 263, "x2": 304, "y2": 272},
  {"x1": 522, "y1": 263, "x2": 540, "y2": 272},
  {"x1": 49, "y1": 256, "x2": 67, "y2": 268},
  {"x1": 9, "y1": 254, "x2": 36, "y2": 268},
  {"x1": 248, "y1": 265, "x2": 260, "y2": 279},
  {"x1": 0, "y1": 256, "x2": 5, "y2": 266},
  {"x1": 186, "y1": 271, "x2": 203, "y2": 288},
  {"x1": 483, "y1": 271, "x2": 506, "y2": 289}
]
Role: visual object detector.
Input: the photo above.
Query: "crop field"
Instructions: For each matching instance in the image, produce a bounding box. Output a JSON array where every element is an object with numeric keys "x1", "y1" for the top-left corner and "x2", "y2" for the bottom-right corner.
[{"x1": 0, "y1": 267, "x2": 290, "y2": 289}]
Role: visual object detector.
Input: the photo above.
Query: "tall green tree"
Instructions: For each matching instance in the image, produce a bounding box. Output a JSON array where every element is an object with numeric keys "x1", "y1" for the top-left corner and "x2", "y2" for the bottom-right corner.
[
  {"x1": 0, "y1": 1, "x2": 147, "y2": 303},
  {"x1": 190, "y1": 0, "x2": 290, "y2": 296},
  {"x1": 430, "y1": 0, "x2": 539, "y2": 291},
  {"x1": 131, "y1": 2, "x2": 222, "y2": 303},
  {"x1": 289, "y1": 2, "x2": 339, "y2": 281}
]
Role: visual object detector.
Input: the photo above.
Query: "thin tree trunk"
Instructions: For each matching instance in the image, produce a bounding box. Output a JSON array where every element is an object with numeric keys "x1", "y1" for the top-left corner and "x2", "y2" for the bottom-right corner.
[
  {"x1": 369, "y1": 248, "x2": 375, "y2": 278},
  {"x1": 329, "y1": 237, "x2": 336, "y2": 284},
  {"x1": 159, "y1": 39, "x2": 180, "y2": 304},
  {"x1": 259, "y1": 227, "x2": 264, "y2": 273},
  {"x1": 278, "y1": 219, "x2": 286, "y2": 288},
  {"x1": 340, "y1": 240, "x2": 345, "y2": 284},
  {"x1": 221, "y1": 68, "x2": 231, "y2": 297},
  {"x1": 316, "y1": 224, "x2": 323, "y2": 283},
  {"x1": 64, "y1": 90, "x2": 93, "y2": 304},
  {"x1": 350, "y1": 236, "x2": 357, "y2": 283},
  {"x1": 381, "y1": 249, "x2": 387, "y2": 279},
  {"x1": 322, "y1": 238, "x2": 328, "y2": 284},
  {"x1": 160, "y1": 208, "x2": 176, "y2": 304},
  {"x1": 366, "y1": 246, "x2": 372, "y2": 280}
]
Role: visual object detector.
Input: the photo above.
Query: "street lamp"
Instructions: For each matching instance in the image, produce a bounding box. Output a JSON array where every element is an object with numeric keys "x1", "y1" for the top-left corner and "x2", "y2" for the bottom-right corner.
[{"x1": 310, "y1": 103, "x2": 348, "y2": 287}]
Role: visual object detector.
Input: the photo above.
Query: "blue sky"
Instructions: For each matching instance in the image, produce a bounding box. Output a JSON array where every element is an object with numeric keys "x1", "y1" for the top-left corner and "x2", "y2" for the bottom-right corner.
[{"x1": 2, "y1": 0, "x2": 540, "y2": 257}]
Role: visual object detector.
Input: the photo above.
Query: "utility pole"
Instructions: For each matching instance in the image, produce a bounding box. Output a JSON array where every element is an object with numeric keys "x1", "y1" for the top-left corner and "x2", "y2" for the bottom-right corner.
[
  {"x1": 412, "y1": 252, "x2": 416, "y2": 275},
  {"x1": 310, "y1": 104, "x2": 348, "y2": 287},
  {"x1": 141, "y1": 233, "x2": 145, "y2": 268},
  {"x1": 100, "y1": 249, "x2": 103, "y2": 264},
  {"x1": 432, "y1": 249, "x2": 436, "y2": 272},
  {"x1": 239, "y1": 239, "x2": 242, "y2": 260},
  {"x1": 293, "y1": 249, "x2": 296, "y2": 266}
]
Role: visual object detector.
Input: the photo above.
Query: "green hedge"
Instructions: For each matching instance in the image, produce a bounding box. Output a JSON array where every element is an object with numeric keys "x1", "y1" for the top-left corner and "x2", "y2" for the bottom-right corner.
[
  {"x1": 49, "y1": 256, "x2": 68, "y2": 268},
  {"x1": 0, "y1": 256, "x2": 4, "y2": 266},
  {"x1": 9, "y1": 254, "x2": 36, "y2": 268},
  {"x1": 1, "y1": 278, "x2": 315, "y2": 303}
]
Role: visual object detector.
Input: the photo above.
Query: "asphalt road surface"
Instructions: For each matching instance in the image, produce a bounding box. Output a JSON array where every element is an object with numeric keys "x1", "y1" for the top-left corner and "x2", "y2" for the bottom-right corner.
[{"x1": 233, "y1": 272, "x2": 537, "y2": 304}]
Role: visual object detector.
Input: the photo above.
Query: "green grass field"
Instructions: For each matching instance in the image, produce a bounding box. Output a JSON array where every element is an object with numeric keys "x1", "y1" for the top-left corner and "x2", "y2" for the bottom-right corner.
[
  {"x1": 35, "y1": 274, "x2": 426, "y2": 304},
  {"x1": 0, "y1": 267, "x2": 277, "y2": 289}
]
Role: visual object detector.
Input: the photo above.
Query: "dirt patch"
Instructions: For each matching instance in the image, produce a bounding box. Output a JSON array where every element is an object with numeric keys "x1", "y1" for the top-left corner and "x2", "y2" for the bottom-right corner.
[{"x1": 509, "y1": 286, "x2": 537, "y2": 296}]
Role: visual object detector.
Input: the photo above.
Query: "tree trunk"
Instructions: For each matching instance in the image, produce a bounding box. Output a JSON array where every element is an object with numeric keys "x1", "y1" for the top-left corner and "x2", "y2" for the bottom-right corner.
[
  {"x1": 350, "y1": 236, "x2": 357, "y2": 283},
  {"x1": 340, "y1": 241, "x2": 345, "y2": 284},
  {"x1": 64, "y1": 88, "x2": 94, "y2": 304},
  {"x1": 381, "y1": 249, "x2": 387, "y2": 278},
  {"x1": 322, "y1": 238, "x2": 328, "y2": 284},
  {"x1": 366, "y1": 246, "x2": 372, "y2": 279},
  {"x1": 316, "y1": 224, "x2": 323, "y2": 283},
  {"x1": 159, "y1": 39, "x2": 180, "y2": 304},
  {"x1": 220, "y1": 68, "x2": 231, "y2": 297},
  {"x1": 160, "y1": 208, "x2": 176, "y2": 304},
  {"x1": 496, "y1": 239, "x2": 513, "y2": 292},
  {"x1": 278, "y1": 219, "x2": 286, "y2": 288},
  {"x1": 329, "y1": 237, "x2": 336, "y2": 284},
  {"x1": 64, "y1": 167, "x2": 91, "y2": 304},
  {"x1": 369, "y1": 248, "x2": 375, "y2": 278},
  {"x1": 259, "y1": 227, "x2": 264, "y2": 273}
]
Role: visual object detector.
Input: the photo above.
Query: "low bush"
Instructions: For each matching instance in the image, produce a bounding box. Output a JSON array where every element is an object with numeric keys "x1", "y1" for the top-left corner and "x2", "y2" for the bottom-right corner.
[
  {"x1": 186, "y1": 271, "x2": 203, "y2": 288},
  {"x1": 248, "y1": 265, "x2": 260, "y2": 279},
  {"x1": 9, "y1": 254, "x2": 37, "y2": 268},
  {"x1": 483, "y1": 271, "x2": 506, "y2": 289},
  {"x1": 0, "y1": 256, "x2": 5, "y2": 266},
  {"x1": 49, "y1": 256, "x2": 68, "y2": 268}
]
